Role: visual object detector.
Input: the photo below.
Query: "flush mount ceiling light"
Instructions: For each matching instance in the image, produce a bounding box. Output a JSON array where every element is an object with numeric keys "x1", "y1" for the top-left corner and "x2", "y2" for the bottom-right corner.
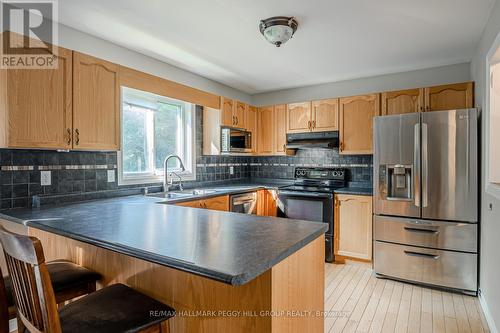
[{"x1": 259, "y1": 16, "x2": 298, "y2": 47}]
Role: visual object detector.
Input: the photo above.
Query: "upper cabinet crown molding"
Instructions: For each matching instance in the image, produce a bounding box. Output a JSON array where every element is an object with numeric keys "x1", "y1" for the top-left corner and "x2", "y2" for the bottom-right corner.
[
  {"x1": 73, "y1": 51, "x2": 120, "y2": 150},
  {"x1": 339, "y1": 93, "x2": 380, "y2": 155},
  {"x1": 119, "y1": 66, "x2": 220, "y2": 109}
]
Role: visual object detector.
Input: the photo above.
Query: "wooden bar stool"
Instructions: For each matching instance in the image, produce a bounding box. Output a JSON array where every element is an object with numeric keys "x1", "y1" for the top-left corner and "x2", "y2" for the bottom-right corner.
[{"x1": 0, "y1": 226, "x2": 175, "y2": 333}]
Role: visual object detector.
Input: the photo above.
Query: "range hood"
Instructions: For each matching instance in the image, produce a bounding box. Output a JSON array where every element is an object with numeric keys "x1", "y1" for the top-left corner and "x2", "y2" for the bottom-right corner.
[{"x1": 286, "y1": 131, "x2": 339, "y2": 150}]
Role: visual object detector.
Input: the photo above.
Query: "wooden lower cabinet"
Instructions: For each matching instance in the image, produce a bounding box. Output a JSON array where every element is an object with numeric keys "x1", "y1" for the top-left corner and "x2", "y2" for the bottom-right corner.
[
  {"x1": 256, "y1": 190, "x2": 277, "y2": 217},
  {"x1": 175, "y1": 195, "x2": 229, "y2": 211},
  {"x1": 334, "y1": 194, "x2": 373, "y2": 262}
]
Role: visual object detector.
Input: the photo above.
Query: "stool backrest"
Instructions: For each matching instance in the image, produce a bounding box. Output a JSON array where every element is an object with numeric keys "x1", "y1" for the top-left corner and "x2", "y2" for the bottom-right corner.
[
  {"x1": 0, "y1": 226, "x2": 61, "y2": 333},
  {"x1": 0, "y1": 268, "x2": 9, "y2": 333}
]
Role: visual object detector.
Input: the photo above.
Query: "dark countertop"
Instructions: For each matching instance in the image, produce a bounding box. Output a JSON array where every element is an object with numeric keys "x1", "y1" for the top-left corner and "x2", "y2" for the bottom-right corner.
[
  {"x1": 0, "y1": 194, "x2": 326, "y2": 286},
  {"x1": 334, "y1": 187, "x2": 373, "y2": 196}
]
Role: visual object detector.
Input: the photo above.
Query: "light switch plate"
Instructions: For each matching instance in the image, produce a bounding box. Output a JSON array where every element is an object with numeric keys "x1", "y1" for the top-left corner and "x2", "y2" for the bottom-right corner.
[
  {"x1": 107, "y1": 170, "x2": 115, "y2": 183},
  {"x1": 40, "y1": 171, "x2": 51, "y2": 186}
]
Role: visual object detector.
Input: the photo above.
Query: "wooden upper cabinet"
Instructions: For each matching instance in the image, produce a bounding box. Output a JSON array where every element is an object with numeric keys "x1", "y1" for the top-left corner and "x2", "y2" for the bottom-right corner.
[
  {"x1": 73, "y1": 52, "x2": 120, "y2": 150},
  {"x1": 234, "y1": 101, "x2": 247, "y2": 129},
  {"x1": 220, "y1": 97, "x2": 234, "y2": 127},
  {"x1": 424, "y1": 82, "x2": 474, "y2": 111},
  {"x1": 286, "y1": 102, "x2": 311, "y2": 133},
  {"x1": 246, "y1": 105, "x2": 258, "y2": 153},
  {"x1": 2, "y1": 47, "x2": 73, "y2": 149},
  {"x1": 339, "y1": 94, "x2": 380, "y2": 155},
  {"x1": 381, "y1": 89, "x2": 424, "y2": 115},
  {"x1": 334, "y1": 194, "x2": 373, "y2": 261},
  {"x1": 311, "y1": 98, "x2": 339, "y2": 131},
  {"x1": 257, "y1": 106, "x2": 274, "y2": 155},
  {"x1": 274, "y1": 104, "x2": 287, "y2": 155}
]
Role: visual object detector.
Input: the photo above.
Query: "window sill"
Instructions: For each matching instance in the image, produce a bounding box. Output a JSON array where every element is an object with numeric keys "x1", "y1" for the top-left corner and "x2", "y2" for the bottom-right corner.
[
  {"x1": 485, "y1": 183, "x2": 500, "y2": 201},
  {"x1": 118, "y1": 173, "x2": 196, "y2": 186}
]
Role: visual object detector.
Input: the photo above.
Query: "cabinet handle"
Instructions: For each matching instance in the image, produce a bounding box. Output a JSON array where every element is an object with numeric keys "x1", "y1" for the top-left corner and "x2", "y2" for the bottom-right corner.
[
  {"x1": 283, "y1": 144, "x2": 286, "y2": 151},
  {"x1": 340, "y1": 141, "x2": 344, "y2": 151},
  {"x1": 308, "y1": 120, "x2": 311, "y2": 130},
  {"x1": 312, "y1": 120, "x2": 316, "y2": 129},
  {"x1": 419, "y1": 106, "x2": 423, "y2": 111},
  {"x1": 75, "y1": 129, "x2": 80, "y2": 145},
  {"x1": 235, "y1": 116, "x2": 238, "y2": 126},
  {"x1": 66, "y1": 128, "x2": 72, "y2": 145}
]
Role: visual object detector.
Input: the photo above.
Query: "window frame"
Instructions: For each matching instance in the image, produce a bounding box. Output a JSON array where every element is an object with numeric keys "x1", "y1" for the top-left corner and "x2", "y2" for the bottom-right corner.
[
  {"x1": 118, "y1": 86, "x2": 196, "y2": 186},
  {"x1": 485, "y1": 28, "x2": 500, "y2": 200}
]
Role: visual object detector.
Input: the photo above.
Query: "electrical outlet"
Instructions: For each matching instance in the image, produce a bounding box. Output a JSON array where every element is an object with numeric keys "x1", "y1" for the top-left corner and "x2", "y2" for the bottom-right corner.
[
  {"x1": 40, "y1": 171, "x2": 51, "y2": 186},
  {"x1": 107, "y1": 170, "x2": 115, "y2": 183},
  {"x1": 229, "y1": 166, "x2": 234, "y2": 175}
]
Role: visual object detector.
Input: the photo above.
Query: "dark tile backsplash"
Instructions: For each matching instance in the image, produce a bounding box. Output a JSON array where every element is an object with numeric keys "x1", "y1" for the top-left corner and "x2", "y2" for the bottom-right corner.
[{"x1": 0, "y1": 107, "x2": 372, "y2": 209}]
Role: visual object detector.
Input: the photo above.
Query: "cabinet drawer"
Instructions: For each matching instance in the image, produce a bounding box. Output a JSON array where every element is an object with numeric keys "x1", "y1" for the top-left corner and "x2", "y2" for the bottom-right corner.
[
  {"x1": 373, "y1": 215, "x2": 477, "y2": 252},
  {"x1": 374, "y1": 241, "x2": 477, "y2": 292}
]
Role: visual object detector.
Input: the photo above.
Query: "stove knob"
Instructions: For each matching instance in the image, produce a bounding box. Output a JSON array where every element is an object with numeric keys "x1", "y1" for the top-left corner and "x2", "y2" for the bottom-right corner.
[{"x1": 332, "y1": 171, "x2": 339, "y2": 177}]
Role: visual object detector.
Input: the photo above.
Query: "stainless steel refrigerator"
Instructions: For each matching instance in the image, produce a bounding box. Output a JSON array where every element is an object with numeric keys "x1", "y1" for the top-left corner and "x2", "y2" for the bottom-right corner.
[{"x1": 373, "y1": 108, "x2": 478, "y2": 295}]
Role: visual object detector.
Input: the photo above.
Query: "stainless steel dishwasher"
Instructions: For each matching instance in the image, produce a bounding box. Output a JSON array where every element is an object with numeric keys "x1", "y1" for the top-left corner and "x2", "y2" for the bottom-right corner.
[{"x1": 230, "y1": 192, "x2": 257, "y2": 214}]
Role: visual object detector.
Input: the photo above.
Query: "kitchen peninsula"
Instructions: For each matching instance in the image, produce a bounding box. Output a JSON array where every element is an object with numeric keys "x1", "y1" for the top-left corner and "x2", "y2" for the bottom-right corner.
[{"x1": 0, "y1": 195, "x2": 326, "y2": 333}]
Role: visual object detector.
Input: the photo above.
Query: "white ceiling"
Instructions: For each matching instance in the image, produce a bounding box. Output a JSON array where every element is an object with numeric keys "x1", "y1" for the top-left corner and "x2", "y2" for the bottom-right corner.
[{"x1": 58, "y1": 0, "x2": 495, "y2": 94}]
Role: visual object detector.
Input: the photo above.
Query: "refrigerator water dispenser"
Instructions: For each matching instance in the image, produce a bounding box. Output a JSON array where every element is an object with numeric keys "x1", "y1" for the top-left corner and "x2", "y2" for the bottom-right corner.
[{"x1": 386, "y1": 164, "x2": 412, "y2": 200}]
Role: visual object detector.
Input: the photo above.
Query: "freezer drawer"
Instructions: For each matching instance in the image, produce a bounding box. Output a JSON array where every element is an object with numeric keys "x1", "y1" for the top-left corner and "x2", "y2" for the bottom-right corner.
[
  {"x1": 373, "y1": 215, "x2": 477, "y2": 253},
  {"x1": 374, "y1": 241, "x2": 477, "y2": 292}
]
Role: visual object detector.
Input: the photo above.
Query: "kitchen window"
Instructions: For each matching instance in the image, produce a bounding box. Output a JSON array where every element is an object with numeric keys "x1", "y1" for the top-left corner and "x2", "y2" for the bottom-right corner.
[{"x1": 118, "y1": 87, "x2": 195, "y2": 185}]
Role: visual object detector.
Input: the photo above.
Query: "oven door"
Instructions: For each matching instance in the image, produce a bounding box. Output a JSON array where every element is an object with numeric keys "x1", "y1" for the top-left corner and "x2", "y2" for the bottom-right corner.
[{"x1": 277, "y1": 190, "x2": 333, "y2": 235}]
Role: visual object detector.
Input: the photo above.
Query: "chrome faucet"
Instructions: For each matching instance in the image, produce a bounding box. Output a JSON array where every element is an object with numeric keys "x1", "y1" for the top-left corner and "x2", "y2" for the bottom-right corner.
[{"x1": 164, "y1": 155, "x2": 185, "y2": 192}]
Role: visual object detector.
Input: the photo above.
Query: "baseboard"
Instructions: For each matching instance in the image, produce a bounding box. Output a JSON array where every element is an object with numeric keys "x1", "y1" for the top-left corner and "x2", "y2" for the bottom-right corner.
[
  {"x1": 479, "y1": 291, "x2": 499, "y2": 333},
  {"x1": 9, "y1": 319, "x2": 17, "y2": 332}
]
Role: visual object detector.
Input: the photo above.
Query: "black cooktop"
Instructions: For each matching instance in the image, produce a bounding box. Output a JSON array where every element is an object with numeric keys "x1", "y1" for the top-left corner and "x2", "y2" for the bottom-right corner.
[{"x1": 279, "y1": 167, "x2": 347, "y2": 193}]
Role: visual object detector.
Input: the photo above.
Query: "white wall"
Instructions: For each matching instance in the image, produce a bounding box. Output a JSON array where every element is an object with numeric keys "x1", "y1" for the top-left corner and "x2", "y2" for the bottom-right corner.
[
  {"x1": 53, "y1": 23, "x2": 253, "y2": 104},
  {"x1": 471, "y1": 0, "x2": 500, "y2": 331},
  {"x1": 251, "y1": 63, "x2": 471, "y2": 106}
]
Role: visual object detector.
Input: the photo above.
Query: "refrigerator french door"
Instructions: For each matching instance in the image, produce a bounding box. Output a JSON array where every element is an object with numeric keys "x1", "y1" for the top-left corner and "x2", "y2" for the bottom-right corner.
[{"x1": 373, "y1": 109, "x2": 478, "y2": 294}]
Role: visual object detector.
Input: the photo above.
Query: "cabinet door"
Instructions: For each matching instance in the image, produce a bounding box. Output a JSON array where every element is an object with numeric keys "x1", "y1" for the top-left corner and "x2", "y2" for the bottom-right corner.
[
  {"x1": 339, "y1": 94, "x2": 380, "y2": 155},
  {"x1": 6, "y1": 47, "x2": 73, "y2": 149},
  {"x1": 381, "y1": 89, "x2": 424, "y2": 115},
  {"x1": 203, "y1": 196, "x2": 229, "y2": 211},
  {"x1": 234, "y1": 101, "x2": 247, "y2": 129},
  {"x1": 286, "y1": 102, "x2": 311, "y2": 133},
  {"x1": 336, "y1": 194, "x2": 373, "y2": 260},
  {"x1": 257, "y1": 106, "x2": 274, "y2": 155},
  {"x1": 73, "y1": 52, "x2": 120, "y2": 150},
  {"x1": 176, "y1": 200, "x2": 203, "y2": 208},
  {"x1": 424, "y1": 82, "x2": 474, "y2": 111},
  {"x1": 274, "y1": 104, "x2": 287, "y2": 155},
  {"x1": 220, "y1": 97, "x2": 234, "y2": 127},
  {"x1": 246, "y1": 105, "x2": 258, "y2": 153},
  {"x1": 311, "y1": 98, "x2": 339, "y2": 131}
]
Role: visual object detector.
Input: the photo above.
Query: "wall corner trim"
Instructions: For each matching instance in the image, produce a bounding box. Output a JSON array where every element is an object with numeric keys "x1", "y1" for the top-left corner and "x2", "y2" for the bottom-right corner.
[{"x1": 479, "y1": 292, "x2": 499, "y2": 333}]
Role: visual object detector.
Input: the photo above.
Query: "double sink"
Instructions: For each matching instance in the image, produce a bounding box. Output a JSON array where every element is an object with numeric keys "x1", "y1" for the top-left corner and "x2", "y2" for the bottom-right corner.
[{"x1": 148, "y1": 189, "x2": 221, "y2": 200}]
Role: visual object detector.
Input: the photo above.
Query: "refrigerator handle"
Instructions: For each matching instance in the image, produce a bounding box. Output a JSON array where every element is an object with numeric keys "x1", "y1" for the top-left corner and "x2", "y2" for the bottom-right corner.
[
  {"x1": 422, "y1": 122, "x2": 429, "y2": 208},
  {"x1": 414, "y1": 123, "x2": 421, "y2": 207}
]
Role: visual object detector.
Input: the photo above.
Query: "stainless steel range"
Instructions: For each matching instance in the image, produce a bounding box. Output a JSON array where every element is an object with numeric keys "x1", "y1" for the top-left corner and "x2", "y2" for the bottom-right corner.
[
  {"x1": 373, "y1": 108, "x2": 479, "y2": 295},
  {"x1": 278, "y1": 167, "x2": 346, "y2": 263}
]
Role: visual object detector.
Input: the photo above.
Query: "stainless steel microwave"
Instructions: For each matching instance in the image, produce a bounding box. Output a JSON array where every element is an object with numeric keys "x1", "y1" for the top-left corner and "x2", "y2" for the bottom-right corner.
[{"x1": 221, "y1": 127, "x2": 252, "y2": 153}]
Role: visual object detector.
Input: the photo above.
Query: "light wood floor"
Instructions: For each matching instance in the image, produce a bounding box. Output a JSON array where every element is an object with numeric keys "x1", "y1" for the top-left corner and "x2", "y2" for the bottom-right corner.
[{"x1": 325, "y1": 262, "x2": 490, "y2": 333}]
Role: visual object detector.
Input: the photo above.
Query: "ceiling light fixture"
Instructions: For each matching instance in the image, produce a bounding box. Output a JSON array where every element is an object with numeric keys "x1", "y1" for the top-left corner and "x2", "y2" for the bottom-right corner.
[{"x1": 259, "y1": 16, "x2": 298, "y2": 47}]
